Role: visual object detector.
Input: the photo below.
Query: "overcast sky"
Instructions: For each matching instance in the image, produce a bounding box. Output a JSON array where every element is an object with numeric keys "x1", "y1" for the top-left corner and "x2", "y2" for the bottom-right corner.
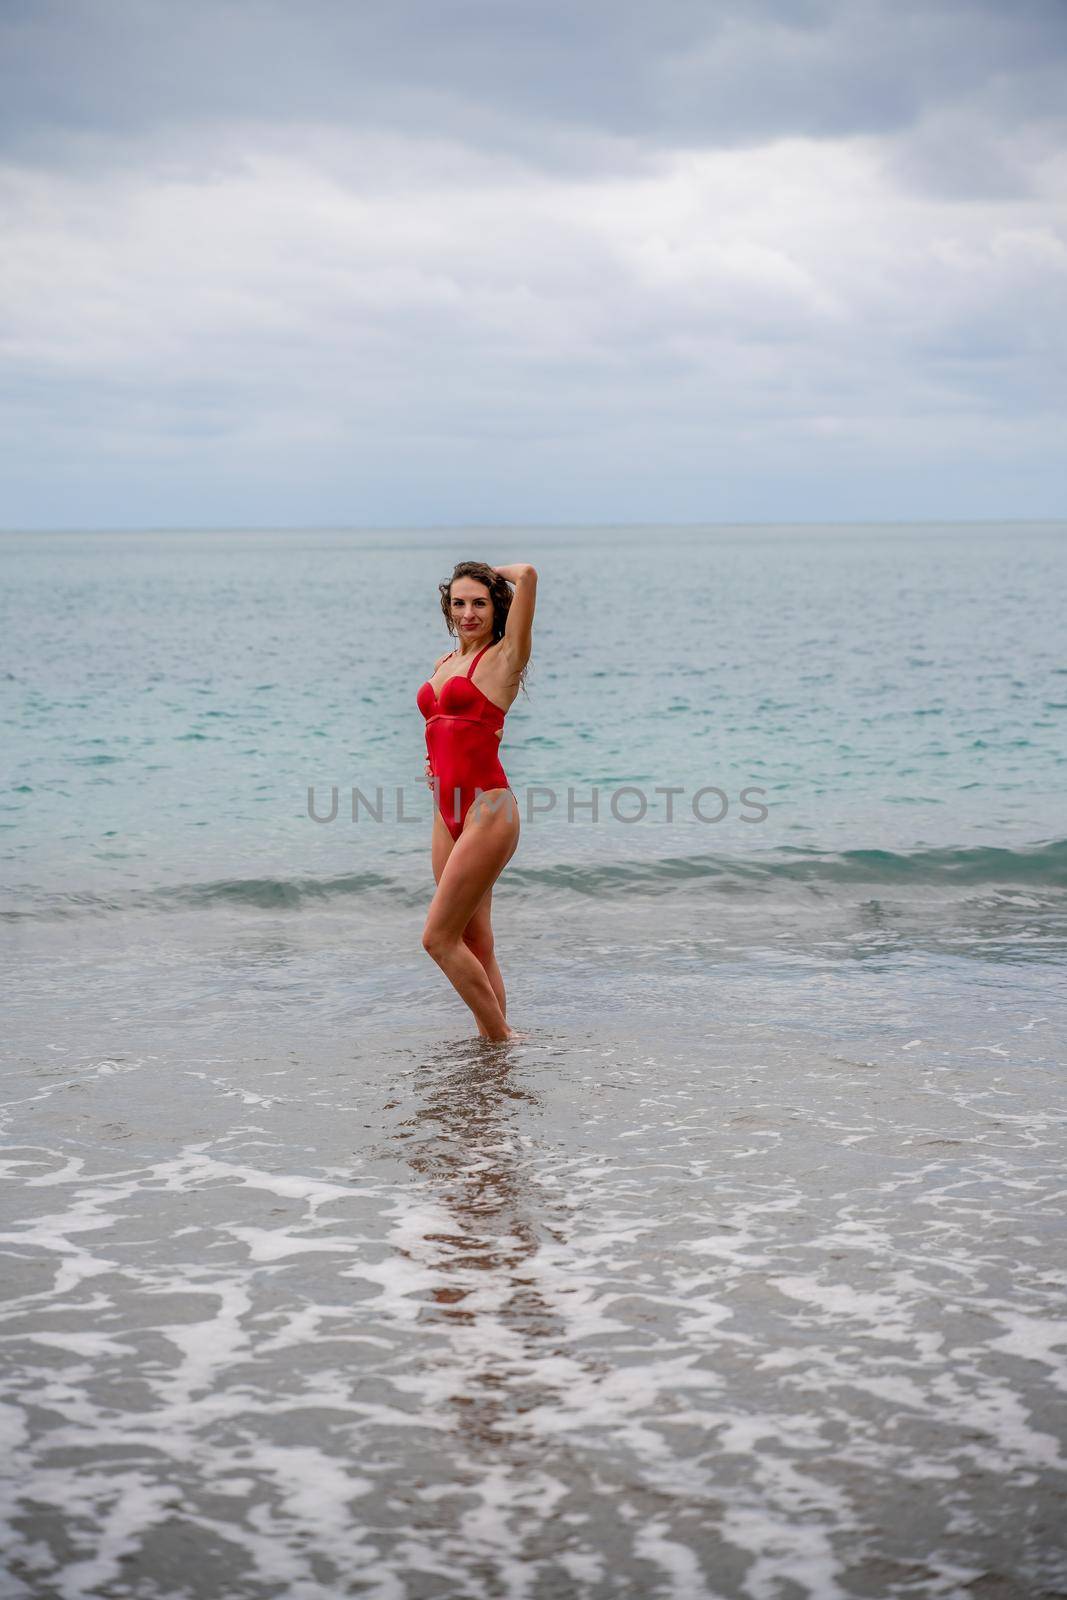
[{"x1": 2, "y1": 0, "x2": 1065, "y2": 528}]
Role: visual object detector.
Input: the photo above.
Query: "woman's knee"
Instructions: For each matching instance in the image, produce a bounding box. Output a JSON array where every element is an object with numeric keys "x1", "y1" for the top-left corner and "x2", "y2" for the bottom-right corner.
[
  {"x1": 462, "y1": 925, "x2": 494, "y2": 964},
  {"x1": 422, "y1": 924, "x2": 451, "y2": 960}
]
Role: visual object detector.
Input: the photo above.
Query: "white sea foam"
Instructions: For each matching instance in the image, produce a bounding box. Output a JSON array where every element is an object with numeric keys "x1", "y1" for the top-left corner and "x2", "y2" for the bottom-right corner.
[{"x1": 1, "y1": 1019, "x2": 1065, "y2": 1597}]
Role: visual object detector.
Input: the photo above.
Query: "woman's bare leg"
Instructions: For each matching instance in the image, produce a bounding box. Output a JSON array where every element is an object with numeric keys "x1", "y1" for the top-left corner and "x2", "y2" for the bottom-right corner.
[
  {"x1": 431, "y1": 818, "x2": 505, "y2": 1037},
  {"x1": 423, "y1": 791, "x2": 519, "y2": 1040},
  {"x1": 463, "y1": 885, "x2": 506, "y2": 1022}
]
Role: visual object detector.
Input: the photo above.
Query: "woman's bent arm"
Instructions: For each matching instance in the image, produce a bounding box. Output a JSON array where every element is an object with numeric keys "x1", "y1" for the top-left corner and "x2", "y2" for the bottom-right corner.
[{"x1": 494, "y1": 565, "x2": 537, "y2": 667}]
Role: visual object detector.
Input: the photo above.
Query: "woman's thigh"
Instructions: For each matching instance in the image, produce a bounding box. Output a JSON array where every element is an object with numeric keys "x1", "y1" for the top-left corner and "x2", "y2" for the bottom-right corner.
[
  {"x1": 430, "y1": 813, "x2": 496, "y2": 941},
  {"x1": 423, "y1": 791, "x2": 519, "y2": 944},
  {"x1": 431, "y1": 811, "x2": 456, "y2": 885}
]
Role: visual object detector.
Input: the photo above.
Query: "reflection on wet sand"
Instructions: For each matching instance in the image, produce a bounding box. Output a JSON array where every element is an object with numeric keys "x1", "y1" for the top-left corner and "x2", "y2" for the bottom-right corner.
[{"x1": 386, "y1": 1039, "x2": 579, "y2": 1451}]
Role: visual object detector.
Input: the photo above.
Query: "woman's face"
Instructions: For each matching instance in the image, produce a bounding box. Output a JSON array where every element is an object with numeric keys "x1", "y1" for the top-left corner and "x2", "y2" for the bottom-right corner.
[{"x1": 449, "y1": 578, "x2": 493, "y2": 642}]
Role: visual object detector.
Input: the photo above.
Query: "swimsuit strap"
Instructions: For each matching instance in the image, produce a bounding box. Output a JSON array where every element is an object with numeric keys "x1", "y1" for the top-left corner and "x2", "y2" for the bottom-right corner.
[{"x1": 466, "y1": 643, "x2": 493, "y2": 679}]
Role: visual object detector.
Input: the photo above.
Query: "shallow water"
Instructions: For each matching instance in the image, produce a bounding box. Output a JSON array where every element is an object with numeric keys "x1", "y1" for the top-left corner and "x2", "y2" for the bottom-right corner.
[
  {"x1": 2, "y1": 1003, "x2": 1066, "y2": 1599},
  {"x1": 2, "y1": 524, "x2": 1066, "y2": 1597}
]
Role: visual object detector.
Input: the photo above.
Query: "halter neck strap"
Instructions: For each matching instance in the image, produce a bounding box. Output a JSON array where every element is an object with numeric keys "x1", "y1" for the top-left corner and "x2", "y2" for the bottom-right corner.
[{"x1": 466, "y1": 644, "x2": 492, "y2": 679}]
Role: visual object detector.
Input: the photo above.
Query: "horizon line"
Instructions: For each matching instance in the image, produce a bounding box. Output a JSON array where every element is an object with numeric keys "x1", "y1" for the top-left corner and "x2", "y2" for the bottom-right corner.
[{"x1": 3, "y1": 516, "x2": 1065, "y2": 536}]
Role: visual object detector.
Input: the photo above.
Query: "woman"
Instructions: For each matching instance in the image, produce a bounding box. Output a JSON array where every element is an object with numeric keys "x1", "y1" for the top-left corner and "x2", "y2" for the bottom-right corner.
[{"x1": 416, "y1": 560, "x2": 537, "y2": 1042}]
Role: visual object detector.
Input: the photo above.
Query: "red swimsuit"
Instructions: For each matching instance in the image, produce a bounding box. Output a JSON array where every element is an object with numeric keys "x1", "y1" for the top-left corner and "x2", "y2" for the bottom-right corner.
[{"x1": 417, "y1": 643, "x2": 511, "y2": 841}]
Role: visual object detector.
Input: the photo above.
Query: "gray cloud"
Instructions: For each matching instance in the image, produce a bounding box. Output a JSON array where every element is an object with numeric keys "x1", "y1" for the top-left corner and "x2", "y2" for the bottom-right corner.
[
  {"x1": 3, "y1": 0, "x2": 1065, "y2": 162},
  {"x1": 1, "y1": 0, "x2": 1065, "y2": 526}
]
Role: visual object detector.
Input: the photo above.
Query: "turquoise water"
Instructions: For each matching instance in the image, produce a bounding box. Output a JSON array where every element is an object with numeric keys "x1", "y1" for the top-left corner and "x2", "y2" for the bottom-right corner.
[
  {"x1": 3, "y1": 523, "x2": 1066, "y2": 898},
  {"x1": 2, "y1": 524, "x2": 1066, "y2": 1598},
  {"x1": 4, "y1": 523, "x2": 1066, "y2": 1007}
]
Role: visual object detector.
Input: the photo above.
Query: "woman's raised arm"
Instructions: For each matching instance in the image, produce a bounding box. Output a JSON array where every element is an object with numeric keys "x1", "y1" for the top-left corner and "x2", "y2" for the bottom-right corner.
[{"x1": 493, "y1": 565, "x2": 537, "y2": 668}]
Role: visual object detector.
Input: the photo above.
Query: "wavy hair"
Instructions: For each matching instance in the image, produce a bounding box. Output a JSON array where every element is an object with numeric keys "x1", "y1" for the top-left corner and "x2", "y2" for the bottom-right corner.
[{"x1": 437, "y1": 560, "x2": 530, "y2": 696}]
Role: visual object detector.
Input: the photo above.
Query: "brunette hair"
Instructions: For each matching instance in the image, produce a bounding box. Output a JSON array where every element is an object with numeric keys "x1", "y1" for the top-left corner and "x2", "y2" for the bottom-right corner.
[{"x1": 437, "y1": 560, "x2": 530, "y2": 695}]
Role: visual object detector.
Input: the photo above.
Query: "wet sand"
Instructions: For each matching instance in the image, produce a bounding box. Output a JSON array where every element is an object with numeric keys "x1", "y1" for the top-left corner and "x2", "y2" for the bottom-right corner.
[{"x1": 2, "y1": 996, "x2": 1065, "y2": 1599}]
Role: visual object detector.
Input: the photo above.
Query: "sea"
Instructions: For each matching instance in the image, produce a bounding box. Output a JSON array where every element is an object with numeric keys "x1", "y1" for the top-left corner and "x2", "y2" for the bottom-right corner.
[{"x1": 2, "y1": 522, "x2": 1066, "y2": 1599}]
